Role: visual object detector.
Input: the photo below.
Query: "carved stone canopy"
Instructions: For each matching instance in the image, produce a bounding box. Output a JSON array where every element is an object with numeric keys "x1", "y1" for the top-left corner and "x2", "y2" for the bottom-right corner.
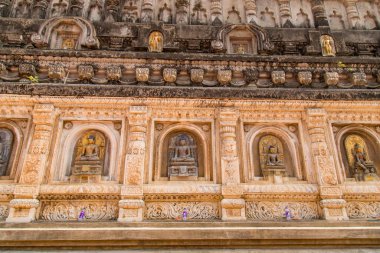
[
  {"x1": 31, "y1": 17, "x2": 100, "y2": 49},
  {"x1": 212, "y1": 24, "x2": 274, "y2": 54}
]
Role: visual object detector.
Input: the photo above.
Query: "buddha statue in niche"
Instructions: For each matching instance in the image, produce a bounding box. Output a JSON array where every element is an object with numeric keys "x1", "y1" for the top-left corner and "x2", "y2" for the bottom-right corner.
[
  {"x1": 71, "y1": 131, "x2": 105, "y2": 183},
  {"x1": 320, "y1": 35, "x2": 336, "y2": 57},
  {"x1": 259, "y1": 135, "x2": 286, "y2": 184},
  {"x1": 345, "y1": 134, "x2": 378, "y2": 182},
  {"x1": 168, "y1": 133, "x2": 198, "y2": 180},
  {"x1": 266, "y1": 145, "x2": 283, "y2": 166},
  {"x1": 0, "y1": 129, "x2": 13, "y2": 177},
  {"x1": 148, "y1": 31, "x2": 163, "y2": 53}
]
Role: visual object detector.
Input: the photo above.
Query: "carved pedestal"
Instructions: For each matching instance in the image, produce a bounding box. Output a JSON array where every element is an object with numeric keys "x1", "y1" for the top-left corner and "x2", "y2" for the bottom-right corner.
[
  {"x1": 221, "y1": 198, "x2": 246, "y2": 221},
  {"x1": 262, "y1": 166, "x2": 287, "y2": 184},
  {"x1": 70, "y1": 161, "x2": 102, "y2": 183},
  {"x1": 118, "y1": 199, "x2": 144, "y2": 222},
  {"x1": 6, "y1": 199, "x2": 39, "y2": 223},
  {"x1": 320, "y1": 199, "x2": 349, "y2": 221}
]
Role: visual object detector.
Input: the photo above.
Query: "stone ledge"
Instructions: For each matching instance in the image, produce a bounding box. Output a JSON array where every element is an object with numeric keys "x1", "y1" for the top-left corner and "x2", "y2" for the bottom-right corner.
[
  {"x1": 0, "y1": 83, "x2": 380, "y2": 101},
  {"x1": 0, "y1": 221, "x2": 380, "y2": 249}
]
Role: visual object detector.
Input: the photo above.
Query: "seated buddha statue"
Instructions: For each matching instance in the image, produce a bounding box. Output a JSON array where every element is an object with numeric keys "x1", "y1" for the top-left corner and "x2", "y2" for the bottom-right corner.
[
  {"x1": 71, "y1": 134, "x2": 103, "y2": 182},
  {"x1": 266, "y1": 145, "x2": 283, "y2": 166},
  {"x1": 79, "y1": 135, "x2": 100, "y2": 161},
  {"x1": 168, "y1": 136, "x2": 198, "y2": 180},
  {"x1": 172, "y1": 139, "x2": 195, "y2": 162}
]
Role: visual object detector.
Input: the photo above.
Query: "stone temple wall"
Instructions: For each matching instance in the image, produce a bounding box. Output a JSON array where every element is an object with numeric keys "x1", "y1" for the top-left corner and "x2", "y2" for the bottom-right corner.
[
  {"x1": 0, "y1": 0, "x2": 379, "y2": 224},
  {"x1": 0, "y1": 96, "x2": 379, "y2": 222}
]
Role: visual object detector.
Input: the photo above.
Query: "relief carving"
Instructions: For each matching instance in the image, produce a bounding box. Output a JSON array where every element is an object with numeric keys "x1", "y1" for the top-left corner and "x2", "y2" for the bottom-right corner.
[
  {"x1": 246, "y1": 201, "x2": 319, "y2": 220},
  {"x1": 0, "y1": 204, "x2": 9, "y2": 220},
  {"x1": 271, "y1": 70, "x2": 286, "y2": 85},
  {"x1": 41, "y1": 201, "x2": 118, "y2": 221},
  {"x1": 324, "y1": 72, "x2": 339, "y2": 87},
  {"x1": 190, "y1": 68, "x2": 204, "y2": 84},
  {"x1": 163, "y1": 68, "x2": 177, "y2": 84},
  {"x1": 346, "y1": 201, "x2": 380, "y2": 219},
  {"x1": 144, "y1": 201, "x2": 219, "y2": 220}
]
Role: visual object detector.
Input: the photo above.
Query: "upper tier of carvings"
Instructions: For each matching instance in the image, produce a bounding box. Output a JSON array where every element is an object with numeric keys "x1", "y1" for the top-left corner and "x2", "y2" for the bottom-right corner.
[{"x1": 0, "y1": 0, "x2": 379, "y2": 31}]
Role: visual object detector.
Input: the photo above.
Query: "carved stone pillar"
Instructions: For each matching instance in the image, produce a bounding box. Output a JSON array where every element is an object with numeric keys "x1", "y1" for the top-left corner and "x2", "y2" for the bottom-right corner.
[
  {"x1": 244, "y1": 0, "x2": 257, "y2": 23},
  {"x1": 210, "y1": 0, "x2": 222, "y2": 23},
  {"x1": 6, "y1": 104, "x2": 55, "y2": 223},
  {"x1": 278, "y1": 0, "x2": 292, "y2": 27},
  {"x1": 310, "y1": 0, "x2": 329, "y2": 27},
  {"x1": 118, "y1": 106, "x2": 148, "y2": 222},
  {"x1": 305, "y1": 108, "x2": 348, "y2": 221},
  {"x1": 344, "y1": 0, "x2": 360, "y2": 29},
  {"x1": 219, "y1": 108, "x2": 245, "y2": 221},
  {"x1": 141, "y1": 0, "x2": 153, "y2": 23}
]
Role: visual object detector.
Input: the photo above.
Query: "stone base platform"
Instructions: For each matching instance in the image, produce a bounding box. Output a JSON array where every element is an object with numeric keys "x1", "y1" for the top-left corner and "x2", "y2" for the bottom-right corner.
[{"x1": 0, "y1": 221, "x2": 380, "y2": 250}]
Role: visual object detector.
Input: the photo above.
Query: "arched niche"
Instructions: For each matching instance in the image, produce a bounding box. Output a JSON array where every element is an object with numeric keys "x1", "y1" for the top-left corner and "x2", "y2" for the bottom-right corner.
[
  {"x1": 53, "y1": 123, "x2": 119, "y2": 183},
  {"x1": 31, "y1": 17, "x2": 100, "y2": 49},
  {"x1": 69, "y1": 130, "x2": 109, "y2": 183},
  {"x1": 256, "y1": 0, "x2": 280, "y2": 27},
  {"x1": 335, "y1": 126, "x2": 380, "y2": 182},
  {"x1": 245, "y1": 126, "x2": 304, "y2": 183},
  {"x1": 356, "y1": 1, "x2": 379, "y2": 30},
  {"x1": 154, "y1": 124, "x2": 211, "y2": 182},
  {"x1": 324, "y1": 0, "x2": 348, "y2": 30},
  {"x1": 0, "y1": 121, "x2": 24, "y2": 180},
  {"x1": 215, "y1": 24, "x2": 273, "y2": 55},
  {"x1": 290, "y1": 0, "x2": 314, "y2": 28}
]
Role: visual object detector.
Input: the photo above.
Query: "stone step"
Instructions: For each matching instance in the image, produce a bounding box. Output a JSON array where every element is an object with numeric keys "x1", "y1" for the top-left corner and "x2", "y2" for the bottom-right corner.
[{"x1": 0, "y1": 220, "x2": 380, "y2": 249}]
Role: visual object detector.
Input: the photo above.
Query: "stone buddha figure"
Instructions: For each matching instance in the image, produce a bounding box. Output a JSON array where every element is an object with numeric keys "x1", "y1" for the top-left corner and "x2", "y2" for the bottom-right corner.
[
  {"x1": 79, "y1": 135, "x2": 100, "y2": 160},
  {"x1": 259, "y1": 135, "x2": 287, "y2": 184},
  {"x1": 266, "y1": 145, "x2": 283, "y2": 166},
  {"x1": 321, "y1": 35, "x2": 335, "y2": 57},
  {"x1": 148, "y1": 31, "x2": 163, "y2": 53},
  {"x1": 168, "y1": 134, "x2": 198, "y2": 180},
  {"x1": 172, "y1": 139, "x2": 194, "y2": 162},
  {"x1": 236, "y1": 44, "x2": 245, "y2": 54},
  {"x1": 71, "y1": 133, "x2": 104, "y2": 183},
  {"x1": 351, "y1": 143, "x2": 377, "y2": 181},
  {"x1": 62, "y1": 38, "x2": 76, "y2": 49}
]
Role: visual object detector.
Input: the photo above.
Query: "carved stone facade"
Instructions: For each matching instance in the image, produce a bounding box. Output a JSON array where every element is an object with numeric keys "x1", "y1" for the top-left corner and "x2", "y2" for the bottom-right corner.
[{"x1": 0, "y1": 0, "x2": 379, "y2": 227}]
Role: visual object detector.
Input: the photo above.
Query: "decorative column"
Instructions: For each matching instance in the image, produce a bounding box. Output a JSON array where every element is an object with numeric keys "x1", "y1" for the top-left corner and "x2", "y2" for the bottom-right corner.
[
  {"x1": 219, "y1": 108, "x2": 246, "y2": 221},
  {"x1": 343, "y1": 0, "x2": 360, "y2": 29},
  {"x1": 141, "y1": 0, "x2": 154, "y2": 23},
  {"x1": 310, "y1": 0, "x2": 329, "y2": 27},
  {"x1": 210, "y1": 0, "x2": 222, "y2": 23},
  {"x1": 118, "y1": 106, "x2": 148, "y2": 222},
  {"x1": 6, "y1": 104, "x2": 55, "y2": 223},
  {"x1": 278, "y1": 0, "x2": 292, "y2": 27},
  {"x1": 244, "y1": 0, "x2": 257, "y2": 23},
  {"x1": 305, "y1": 108, "x2": 348, "y2": 221}
]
